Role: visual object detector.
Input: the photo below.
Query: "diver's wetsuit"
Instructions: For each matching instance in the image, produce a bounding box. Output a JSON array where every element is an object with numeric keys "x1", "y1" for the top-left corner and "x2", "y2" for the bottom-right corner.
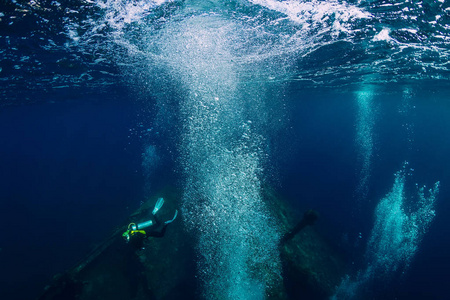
[
  {"x1": 128, "y1": 215, "x2": 168, "y2": 250},
  {"x1": 146, "y1": 214, "x2": 168, "y2": 238}
]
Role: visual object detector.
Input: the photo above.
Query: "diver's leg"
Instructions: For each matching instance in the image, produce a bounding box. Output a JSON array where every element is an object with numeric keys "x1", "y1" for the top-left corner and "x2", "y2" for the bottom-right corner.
[
  {"x1": 153, "y1": 209, "x2": 177, "y2": 226},
  {"x1": 148, "y1": 210, "x2": 177, "y2": 238},
  {"x1": 153, "y1": 214, "x2": 162, "y2": 226},
  {"x1": 147, "y1": 224, "x2": 168, "y2": 238}
]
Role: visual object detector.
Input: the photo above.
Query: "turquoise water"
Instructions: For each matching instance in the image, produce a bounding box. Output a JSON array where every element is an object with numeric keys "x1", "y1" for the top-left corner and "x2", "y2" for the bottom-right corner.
[{"x1": 1, "y1": 0, "x2": 449, "y2": 299}]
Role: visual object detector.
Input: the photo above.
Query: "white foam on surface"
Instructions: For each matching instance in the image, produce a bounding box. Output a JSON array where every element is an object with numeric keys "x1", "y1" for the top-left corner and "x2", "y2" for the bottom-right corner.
[{"x1": 250, "y1": 0, "x2": 371, "y2": 35}]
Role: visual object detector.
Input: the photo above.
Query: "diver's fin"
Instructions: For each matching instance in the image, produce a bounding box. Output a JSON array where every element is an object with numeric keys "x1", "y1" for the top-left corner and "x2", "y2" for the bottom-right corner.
[
  {"x1": 165, "y1": 210, "x2": 178, "y2": 225},
  {"x1": 152, "y1": 197, "x2": 165, "y2": 215}
]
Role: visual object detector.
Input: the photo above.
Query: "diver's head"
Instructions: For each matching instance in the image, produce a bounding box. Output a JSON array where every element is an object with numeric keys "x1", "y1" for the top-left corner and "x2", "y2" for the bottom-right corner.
[
  {"x1": 122, "y1": 223, "x2": 138, "y2": 243},
  {"x1": 122, "y1": 230, "x2": 131, "y2": 242}
]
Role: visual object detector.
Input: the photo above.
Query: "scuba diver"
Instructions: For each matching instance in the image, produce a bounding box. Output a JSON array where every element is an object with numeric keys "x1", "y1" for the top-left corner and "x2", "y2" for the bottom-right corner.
[{"x1": 122, "y1": 197, "x2": 178, "y2": 250}]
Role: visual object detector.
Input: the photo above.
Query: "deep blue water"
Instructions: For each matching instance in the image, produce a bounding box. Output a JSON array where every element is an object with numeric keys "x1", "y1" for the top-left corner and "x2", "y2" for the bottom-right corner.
[
  {"x1": 280, "y1": 88, "x2": 450, "y2": 300},
  {"x1": 2, "y1": 0, "x2": 450, "y2": 299},
  {"x1": 0, "y1": 97, "x2": 145, "y2": 299}
]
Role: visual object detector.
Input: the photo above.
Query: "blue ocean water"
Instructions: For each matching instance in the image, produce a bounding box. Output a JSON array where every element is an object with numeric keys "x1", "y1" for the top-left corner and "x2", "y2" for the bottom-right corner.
[
  {"x1": 0, "y1": 98, "x2": 146, "y2": 299},
  {"x1": 1, "y1": 0, "x2": 450, "y2": 299}
]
